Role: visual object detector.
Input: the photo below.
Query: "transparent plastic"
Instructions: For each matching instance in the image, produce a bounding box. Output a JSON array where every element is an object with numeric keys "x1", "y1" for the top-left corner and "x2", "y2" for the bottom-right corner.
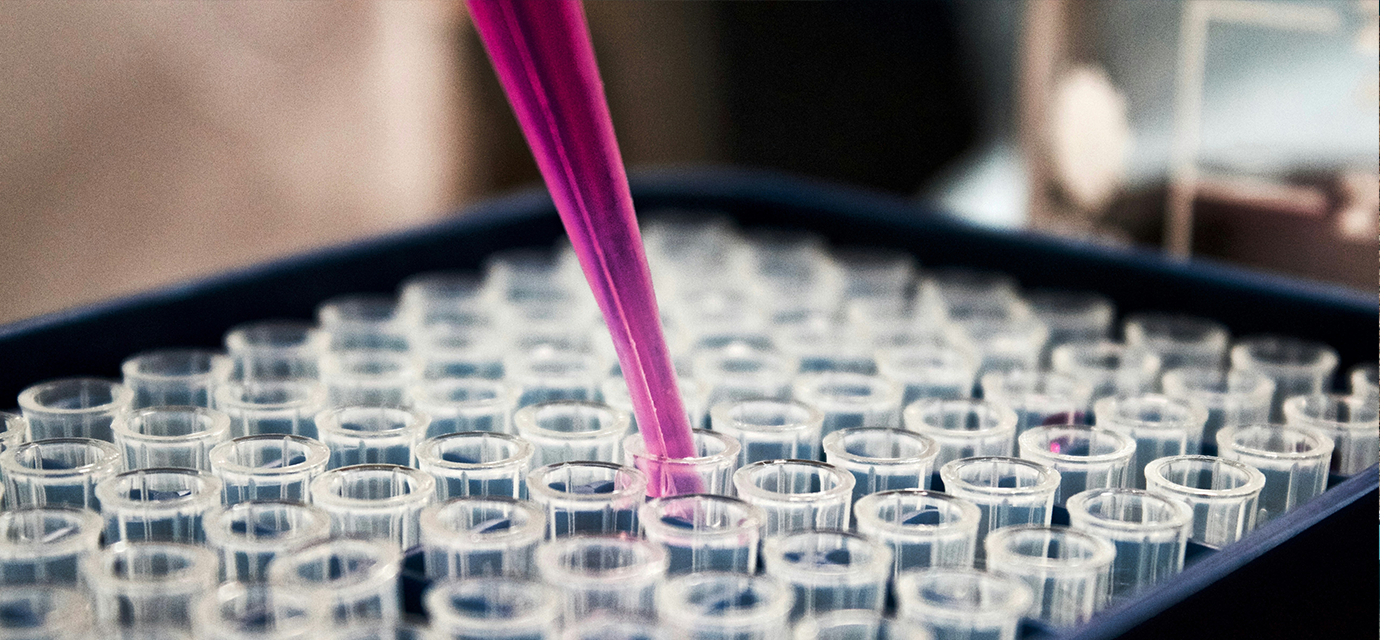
[
  {"x1": 922, "y1": 268, "x2": 1019, "y2": 317},
  {"x1": 602, "y1": 374, "x2": 706, "y2": 432},
  {"x1": 316, "y1": 294, "x2": 409, "y2": 353},
  {"x1": 694, "y1": 344, "x2": 799, "y2": 408},
  {"x1": 1351, "y1": 363, "x2": 1379, "y2": 398},
  {"x1": 710, "y1": 400, "x2": 823, "y2": 466},
  {"x1": 410, "y1": 379, "x2": 517, "y2": 437},
  {"x1": 1160, "y1": 368, "x2": 1274, "y2": 449},
  {"x1": 267, "y1": 539, "x2": 401, "y2": 627},
  {"x1": 731, "y1": 460, "x2": 854, "y2": 537},
  {"x1": 1143, "y1": 455, "x2": 1265, "y2": 547},
  {"x1": 639, "y1": 494, "x2": 763, "y2": 574},
  {"x1": 209, "y1": 435, "x2": 330, "y2": 504},
  {"x1": 96, "y1": 468, "x2": 221, "y2": 543},
  {"x1": 1050, "y1": 341, "x2": 1162, "y2": 402},
  {"x1": 563, "y1": 617, "x2": 670, "y2": 640},
  {"x1": 894, "y1": 568, "x2": 1034, "y2": 640},
  {"x1": 853, "y1": 489, "x2": 980, "y2": 577},
  {"x1": 315, "y1": 406, "x2": 427, "y2": 469},
  {"x1": 192, "y1": 582, "x2": 328, "y2": 640},
  {"x1": 984, "y1": 525, "x2": 1114, "y2": 628},
  {"x1": 513, "y1": 401, "x2": 630, "y2": 466},
  {"x1": 1093, "y1": 394, "x2": 1208, "y2": 487},
  {"x1": 774, "y1": 315, "x2": 877, "y2": 375},
  {"x1": 202, "y1": 501, "x2": 332, "y2": 582},
  {"x1": 1123, "y1": 312, "x2": 1230, "y2": 371},
  {"x1": 1230, "y1": 335, "x2": 1339, "y2": 421},
  {"x1": 507, "y1": 348, "x2": 603, "y2": 408},
  {"x1": 114, "y1": 406, "x2": 230, "y2": 471},
  {"x1": 420, "y1": 496, "x2": 545, "y2": 580},
  {"x1": 792, "y1": 373, "x2": 903, "y2": 436},
  {"x1": 762, "y1": 530, "x2": 892, "y2": 619},
  {"x1": 85, "y1": 541, "x2": 217, "y2": 630},
  {"x1": 874, "y1": 345, "x2": 978, "y2": 405},
  {"x1": 624, "y1": 429, "x2": 739, "y2": 497},
  {"x1": 121, "y1": 349, "x2": 232, "y2": 409},
  {"x1": 424, "y1": 577, "x2": 560, "y2": 640},
  {"x1": 527, "y1": 462, "x2": 647, "y2": 537},
  {"x1": 1282, "y1": 393, "x2": 1379, "y2": 475},
  {"x1": 822, "y1": 428, "x2": 939, "y2": 502},
  {"x1": 938, "y1": 457, "x2": 1060, "y2": 567},
  {"x1": 18, "y1": 378, "x2": 132, "y2": 442},
  {"x1": 309, "y1": 464, "x2": 434, "y2": 548},
  {"x1": 656, "y1": 572, "x2": 794, "y2": 640},
  {"x1": 413, "y1": 324, "x2": 506, "y2": 380},
  {"x1": 1025, "y1": 289, "x2": 1115, "y2": 356},
  {"x1": 793, "y1": 610, "x2": 932, "y2": 640},
  {"x1": 1, "y1": 438, "x2": 122, "y2": 509},
  {"x1": 0, "y1": 587, "x2": 94, "y2": 640},
  {"x1": 979, "y1": 369, "x2": 1093, "y2": 433},
  {"x1": 901, "y1": 398, "x2": 1017, "y2": 468},
  {"x1": 536, "y1": 535, "x2": 667, "y2": 619},
  {"x1": 224, "y1": 320, "x2": 326, "y2": 381},
  {"x1": 398, "y1": 271, "x2": 493, "y2": 328},
  {"x1": 0, "y1": 507, "x2": 101, "y2": 585},
  {"x1": 214, "y1": 380, "x2": 327, "y2": 439},
  {"x1": 0, "y1": 413, "x2": 26, "y2": 475},
  {"x1": 1017, "y1": 426, "x2": 1135, "y2": 506},
  {"x1": 1066, "y1": 488, "x2": 1192, "y2": 599},
  {"x1": 319, "y1": 351, "x2": 417, "y2": 408},
  {"x1": 416, "y1": 432, "x2": 534, "y2": 500},
  {"x1": 951, "y1": 306, "x2": 1049, "y2": 377},
  {"x1": 1216, "y1": 424, "x2": 1333, "y2": 523}
]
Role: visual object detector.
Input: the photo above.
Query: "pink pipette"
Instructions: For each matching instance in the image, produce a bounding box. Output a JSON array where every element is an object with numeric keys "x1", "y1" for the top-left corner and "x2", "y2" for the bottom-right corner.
[{"x1": 466, "y1": 0, "x2": 698, "y2": 495}]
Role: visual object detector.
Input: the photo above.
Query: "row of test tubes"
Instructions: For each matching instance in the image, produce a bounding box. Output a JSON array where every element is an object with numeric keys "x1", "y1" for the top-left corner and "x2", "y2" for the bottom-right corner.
[{"x1": 0, "y1": 214, "x2": 1373, "y2": 640}]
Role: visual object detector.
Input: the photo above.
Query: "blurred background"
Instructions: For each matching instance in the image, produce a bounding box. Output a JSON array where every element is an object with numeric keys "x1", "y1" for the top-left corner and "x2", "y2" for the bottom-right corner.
[{"x1": 0, "y1": 0, "x2": 1374, "y2": 324}]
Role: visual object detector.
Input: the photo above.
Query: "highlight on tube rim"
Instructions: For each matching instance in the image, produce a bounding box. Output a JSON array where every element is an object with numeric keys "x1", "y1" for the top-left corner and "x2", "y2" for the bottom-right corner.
[
  {"x1": 314, "y1": 406, "x2": 430, "y2": 440},
  {"x1": 896, "y1": 567, "x2": 1035, "y2": 618},
  {"x1": 415, "y1": 431, "x2": 534, "y2": 471},
  {"x1": 903, "y1": 398, "x2": 1018, "y2": 437},
  {"x1": 1065, "y1": 487, "x2": 1193, "y2": 533},
  {"x1": 623, "y1": 429, "x2": 741, "y2": 466},
  {"x1": 983, "y1": 524, "x2": 1116, "y2": 571},
  {"x1": 202, "y1": 501, "x2": 331, "y2": 552},
  {"x1": 525, "y1": 461, "x2": 649, "y2": 502},
  {"x1": 309, "y1": 464, "x2": 435, "y2": 509},
  {"x1": 731, "y1": 459, "x2": 855, "y2": 504},
  {"x1": 853, "y1": 489, "x2": 981, "y2": 534},
  {"x1": 208, "y1": 434, "x2": 330, "y2": 476},
  {"x1": 1092, "y1": 394, "x2": 1209, "y2": 432},
  {"x1": 792, "y1": 371, "x2": 903, "y2": 407},
  {"x1": 196, "y1": 582, "x2": 325, "y2": 636},
  {"x1": 1018, "y1": 425, "x2": 1137, "y2": 464},
  {"x1": 762, "y1": 529, "x2": 894, "y2": 586},
  {"x1": 95, "y1": 468, "x2": 223, "y2": 510},
  {"x1": 535, "y1": 534, "x2": 669, "y2": 585},
  {"x1": 639, "y1": 494, "x2": 764, "y2": 541},
  {"x1": 114, "y1": 406, "x2": 232, "y2": 443},
  {"x1": 710, "y1": 399, "x2": 824, "y2": 434},
  {"x1": 512, "y1": 401, "x2": 631, "y2": 440},
  {"x1": 85, "y1": 541, "x2": 217, "y2": 592},
  {"x1": 424, "y1": 578, "x2": 560, "y2": 632},
  {"x1": 420, "y1": 496, "x2": 546, "y2": 547},
  {"x1": 822, "y1": 427, "x2": 939, "y2": 467},
  {"x1": 17, "y1": 378, "x2": 132, "y2": 415},
  {"x1": 121, "y1": 349, "x2": 232, "y2": 382},
  {"x1": 1215, "y1": 424, "x2": 1335, "y2": 461},
  {"x1": 657, "y1": 571, "x2": 794, "y2": 626},
  {"x1": 267, "y1": 538, "x2": 402, "y2": 602},
  {"x1": 214, "y1": 379, "x2": 326, "y2": 411},
  {"x1": 1143, "y1": 454, "x2": 1266, "y2": 499},
  {"x1": 939, "y1": 456, "x2": 1061, "y2": 497},
  {"x1": 0, "y1": 507, "x2": 102, "y2": 559},
  {"x1": 2, "y1": 438, "x2": 122, "y2": 477}
]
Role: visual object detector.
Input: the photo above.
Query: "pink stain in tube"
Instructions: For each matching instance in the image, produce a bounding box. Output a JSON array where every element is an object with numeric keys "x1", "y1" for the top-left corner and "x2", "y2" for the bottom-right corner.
[{"x1": 466, "y1": 0, "x2": 698, "y2": 495}]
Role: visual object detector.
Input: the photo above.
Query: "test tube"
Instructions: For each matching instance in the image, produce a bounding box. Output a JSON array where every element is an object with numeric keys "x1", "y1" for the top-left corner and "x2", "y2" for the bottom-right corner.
[
  {"x1": 416, "y1": 432, "x2": 534, "y2": 500},
  {"x1": 1231, "y1": 335, "x2": 1340, "y2": 421},
  {"x1": 938, "y1": 457, "x2": 1059, "y2": 567},
  {"x1": 1351, "y1": 363, "x2": 1379, "y2": 398},
  {"x1": 527, "y1": 461, "x2": 647, "y2": 537},
  {"x1": 853, "y1": 489, "x2": 980, "y2": 576},
  {"x1": 1093, "y1": 394, "x2": 1208, "y2": 487},
  {"x1": 315, "y1": 406, "x2": 426, "y2": 469},
  {"x1": 513, "y1": 401, "x2": 630, "y2": 466},
  {"x1": 486, "y1": 246, "x2": 585, "y2": 303},
  {"x1": 656, "y1": 572, "x2": 794, "y2": 640},
  {"x1": 114, "y1": 406, "x2": 230, "y2": 471},
  {"x1": 793, "y1": 373, "x2": 903, "y2": 436},
  {"x1": 1143, "y1": 455, "x2": 1264, "y2": 547},
  {"x1": 1282, "y1": 393, "x2": 1380, "y2": 475},
  {"x1": 833, "y1": 246, "x2": 916, "y2": 302},
  {"x1": 420, "y1": 496, "x2": 545, "y2": 579},
  {"x1": 773, "y1": 313, "x2": 875, "y2": 375},
  {"x1": 96, "y1": 468, "x2": 221, "y2": 543},
  {"x1": 317, "y1": 294, "x2": 409, "y2": 353},
  {"x1": 901, "y1": 398, "x2": 1017, "y2": 469},
  {"x1": 822, "y1": 428, "x2": 939, "y2": 501},
  {"x1": 1065, "y1": 487, "x2": 1191, "y2": 599},
  {"x1": 894, "y1": 568, "x2": 1033, "y2": 640},
  {"x1": 0, "y1": 587, "x2": 94, "y2": 640},
  {"x1": 952, "y1": 308, "x2": 1049, "y2": 377},
  {"x1": 202, "y1": 501, "x2": 332, "y2": 582},
  {"x1": 673, "y1": 287, "x2": 772, "y2": 354},
  {"x1": 732, "y1": 460, "x2": 854, "y2": 537},
  {"x1": 309, "y1": 464, "x2": 434, "y2": 548},
  {"x1": 602, "y1": 375, "x2": 706, "y2": 432},
  {"x1": 1025, "y1": 289, "x2": 1115, "y2": 356},
  {"x1": 1017, "y1": 425, "x2": 1136, "y2": 506},
  {"x1": 208, "y1": 434, "x2": 330, "y2": 504},
  {"x1": 1, "y1": 438, "x2": 121, "y2": 509},
  {"x1": 267, "y1": 539, "x2": 401, "y2": 628},
  {"x1": 121, "y1": 349, "x2": 232, "y2": 409},
  {"x1": 639, "y1": 494, "x2": 763, "y2": 574},
  {"x1": 624, "y1": 430, "x2": 740, "y2": 497},
  {"x1": 507, "y1": 348, "x2": 603, "y2": 408},
  {"x1": 793, "y1": 610, "x2": 932, "y2": 640},
  {"x1": 1216, "y1": 424, "x2": 1333, "y2": 523},
  {"x1": 1050, "y1": 341, "x2": 1161, "y2": 402},
  {"x1": 922, "y1": 268, "x2": 1020, "y2": 317},
  {"x1": 1123, "y1": 312, "x2": 1229, "y2": 370},
  {"x1": 18, "y1": 378, "x2": 132, "y2": 442},
  {"x1": 0, "y1": 412, "x2": 26, "y2": 463},
  {"x1": 762, "y1": 530, "x2": 892, "y2": 619},
  {"x1": 983, "y1": 525, "x2": 1114, "y2": 628},
  {"x1": 410, "y1": 379, "x2": 517, "y2": 437},
  {"x1": 192, "y1": 582, "x2": 328, "y2": 640},
  {"x1": 319, "y1": 350, "x2": 417, "y2": 408},
  {"x1": 224, "y1": 320, "x2": 326, "y2": 381},
  {"x1": 978, "y1": 369, "x2": 1092, "y2": 433},
  {"x1": 413, "y1": 324, "x2": 506, "y2": 380},
  {"x1": 0, "y1": 507, "x2": 101, "y2": 585},
  {"x1": 710, "y1": 399, "x2": 823, "y2": 465},
  {"x1": 536, "y1": 535, "x2": 667, "y2": 620},
  {"x1": 1160, "y1": 368, "x2": 1274, "y2": 451},
  {"x1": 85, "y1": 542, "x2": 218, "y2": 630},
  {"x1": 874, "y1": 345, "x2": 978, "y2": 405},
  {"x1": 694, "y1": 344, "x2": 799, "y2": 408},
  {"x1": 563, "y1": 617, "x2": 669, "y2": 640},
  {"x1": 397, "y1": 270, "x2": 493, "y2": 328},
  {"x1": 425, "y1": 578, "x2": 560, "y2": 640},
  {"x1": 214, "y1": 380, "x2": 326, "y2": 439}
]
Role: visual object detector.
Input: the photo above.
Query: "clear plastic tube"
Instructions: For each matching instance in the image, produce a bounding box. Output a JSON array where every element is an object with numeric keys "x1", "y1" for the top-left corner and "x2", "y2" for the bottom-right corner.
[
  {"x1": 894, "y1": 568, "x2": 1033, "y2": 640},
  {"x1": 192, "y1": 582, "x2": 328, "y2": 640},
  {"x1": 834, "y1": 247, "x2": 916, "y2": 302},
  {"x1": 1143, "y1": 455, "x2": 1264, "y2": 547},
  {"x1": 267, "y1": 539, "x2": 401, "y2": 628},
  {"x1": 1017, "y1": 426, "x2": 1135, "y2": 506},
  {"x1": 1025, "y1": 289, "x2": 1115, "y2": 356},
  {"x1": 85, "y1": 542, "x2": 217, "y2": 630},
  {"x1": 938, "y1": 457, "x2": 1059, "y2": 568},
  {"x1": 1, "y1": 438, "x2": 121, "y2": 510},
  {"x1": 792, "y1": 373, "x2": 903, "y2": 437},
  {"x1": 922, "y1": 268, "x2": 1020, "y2": 317},
  {"x1": 1231, "y1": 336, "x2": 1340, "y2": 422},
  {"x1": 208, "y1": 434, "x2": 331, "y2": 504},
  {"x1": 762, "y1": 530, "x2": 892, "y2": 619},
  {"x1": 420, "y1": 496, "x2": 545, "y2": 579},
  {"x1": 96, "y1": 468, "x2": 221, "y2": 543},
  {"x1": 410, "y1": 379, "x2": 517, "y2": 437},
  {"x1": 793, "y1": 610, "x2": 932, "y2": 640},
  {"x1": 316, "y1": 294, "x2": 409, "y2": 353},
  {"x1": 0, "y1": 587, "x2": 94, "y2": 640},
  {"x1": 771, "y1": 312, "x2": 875, "y2": 375},
  {"x1": 639, "y1": 494, "x2": 763, "y2": 574},
  {"x1": 485, "y1": 247, "x2": 586, "y2": 304},
  {"x1": 901, "y1": 398, "x2": 1017, "y2": 469},
  {"x1": 309, "y1": 464, "x2": 434, "y2": 548},
  {"x1": 1282, "y1": 393, "x2": 1379, "y2": 475},
  {"x1": 398, "y1": 271, "x2": 493, "y2": 328},
  {"x1": 673, "y1": 287, "x2": 772, "y2": 354},
  {"x1": 202, "y1": 501, "x2": 332, "y2": 582},
  {"x1": 413, "y1": 324, "x2": 506, "y2": 380},
  {"x1": 1093, "y1": 394, "x2": 1208, "y2": 487},
  {"x1": 527, "y1": 462, "x2": 647, "y2": 537},
  {"x1": 694, "y1": 344, "x2": 799, "y2": 408},
  {"x1": 1160, "y1": 368, "x2": 1274, "y2": 450},
  {"x1": 1216, "y1": 424, "x2": 1333, "y2": 523},
  {"x1": 507, "y1": 348, "x2": 603, "y2": 408},
  {"x1": 983, "y1": 525, "x2": 1114, "y2": 628},
  {"x1": 114, "y1": 406, "x2": 230, "y2": 471},
  {"x1": 602, "y1": 375, "x2": 706, "y2": 431},
  {"x1": 710, "y1": 400, "x2": 823, "y2": 466},
  {"x1": 121, "y1": 349, "x2": 232, "y2": 409},
  {"x1": 0, "y1": 507, "x2": 101, "y2": 585},
  {"x1": 224, "y1": 320, "x2": 326, "y2": 382},
  {"x1": 853, "y1": 489, "x2": 980, "y2": 577},
  {"x1": 0, "y1": 413, "x2": 26, "y2": 472},
  {"x1": 214, "y1": 380, "x2": 327, "y2": 439},
  {"x1": 624, "y1": 430, "x2": 739, "y2": 497},
  {"x1": 1065, "y1": 488, "x2": 1192, "y2": 599},
  {"x1": 822, "y1": 428, "x2": 938, "y2": 501},
  {"x1": 513, "y1": 401, "x2": 630, "y2": 467},
  {"x1": 315, "y1": 406, "x2": 426, "y2": 469},
  {"x1": 656, "y1": 572, "x2": 794, "y2": 640},
  {"x1": 1123, "y1": 312, "x2": 1230, "y2": 371},
  {"x1": 731, "y1": 460, "x2": 854, "y2": 537},
  {"x1": 319, "y1": 351, "x2": 417, "y2": 408},
  {"x1": 979, "y1": 370, "x2": 1092, "y2": 433},
  {"x1": 18, "y1": 378, "x2": 132, "y2": 442},
  {"x1": 1050, "y1": 341, "x2": 1162, "y2": 402},
  {"x1": 536, "y1": 535, "x2": 667, "y2": 619},
  {"x1": 874, "y1": 345, "x2": 979, "y2": 405},
  {"x1": 1351, "y1": 363, "x2": 1379, "y2": 398},
  {"x1": 416, "y1": 432, "x2": 534, "y2": 500},
  {"x1": 952, "y1": 307, "x2": 1049, "y2": 377},
  {"x1": 562, "y1": 617, "x2": 668, "y2": 640},
  {"x1": 425, "y1": 577, "x2": 560, "y2": 640}
]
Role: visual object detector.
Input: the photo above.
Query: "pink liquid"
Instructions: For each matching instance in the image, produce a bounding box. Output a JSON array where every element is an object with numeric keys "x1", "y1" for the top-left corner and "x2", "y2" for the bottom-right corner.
[{"x1": 467, "y1": 0, "x2": 698, "y2": 495}]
